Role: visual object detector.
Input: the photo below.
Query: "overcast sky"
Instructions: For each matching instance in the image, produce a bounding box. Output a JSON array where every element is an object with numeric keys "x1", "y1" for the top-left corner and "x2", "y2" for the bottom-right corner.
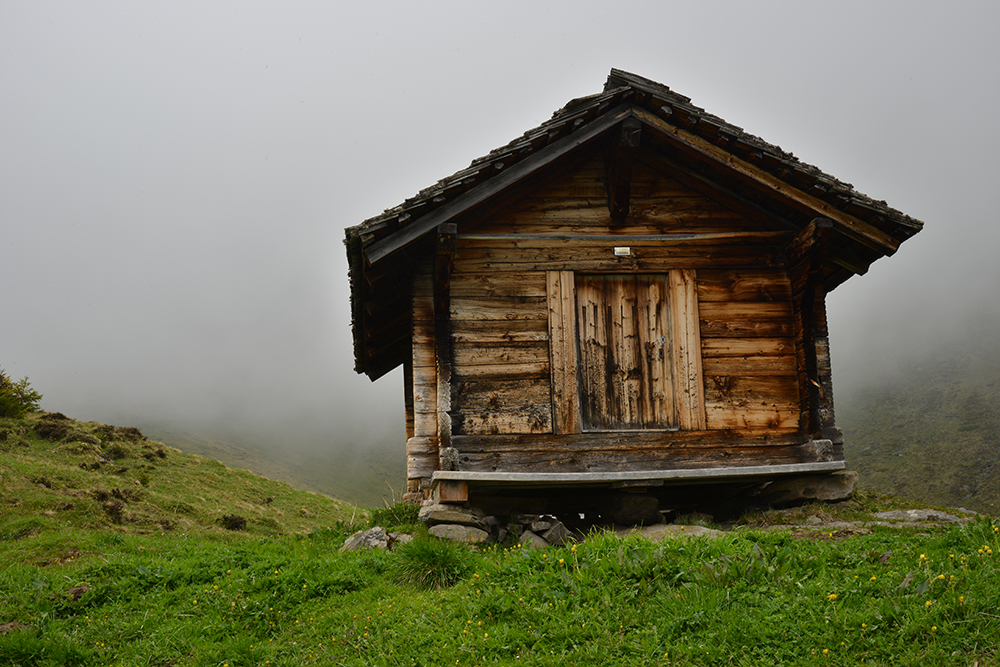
[{"x1": 3, "y1": 1, "x2": 998, "y2": 495}]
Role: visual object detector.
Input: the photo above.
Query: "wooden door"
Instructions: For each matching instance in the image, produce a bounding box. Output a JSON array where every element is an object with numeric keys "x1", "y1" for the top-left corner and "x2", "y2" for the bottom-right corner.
[{"x1": 575, "y1": 274, "x2": 675, "y2": 430}]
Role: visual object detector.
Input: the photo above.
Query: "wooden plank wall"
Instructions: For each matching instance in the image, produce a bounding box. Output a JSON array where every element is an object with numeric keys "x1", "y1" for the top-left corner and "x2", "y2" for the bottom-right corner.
[
  {"x1": 435, "y1": 154, "x2": 807, "y2": 474},
  {"x1": 471, "y1": 156, "x2": 765, "y2": 235},
  {"x1": 448, "y1": 271, "x2": 552, "y2": 436},
  {"x1": 697, "y1": 269, "x2": 800, "y2": 431}
]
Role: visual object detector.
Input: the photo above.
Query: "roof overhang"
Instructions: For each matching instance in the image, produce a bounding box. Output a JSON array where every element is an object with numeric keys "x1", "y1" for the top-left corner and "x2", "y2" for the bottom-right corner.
[{"x1": 344, "y1": 70, "x2": 923, "y2": 380}]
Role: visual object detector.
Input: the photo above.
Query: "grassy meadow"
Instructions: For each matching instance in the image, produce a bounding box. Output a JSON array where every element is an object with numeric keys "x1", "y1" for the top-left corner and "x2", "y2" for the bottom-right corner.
[{"x1": 3, "y1": 412, "x2": 1000, "y2": 665}]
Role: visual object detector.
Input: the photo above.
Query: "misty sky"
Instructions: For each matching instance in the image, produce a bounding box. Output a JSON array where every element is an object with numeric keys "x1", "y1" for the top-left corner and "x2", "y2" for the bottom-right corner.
[{"x1": 3, "y1": 1, "x2": 999, "y2": 489}]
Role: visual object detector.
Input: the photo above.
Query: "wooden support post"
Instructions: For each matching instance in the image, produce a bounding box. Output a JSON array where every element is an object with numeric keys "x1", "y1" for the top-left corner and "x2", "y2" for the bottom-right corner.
[
  {"x1": 434, "y1": 479, "x2": 469, "y2": 503},
  {"x1": 403, "y1": 357, "x2": 414, "y2": 441},
  {"x1": 606, "y1": 118, "x2": 642, "y2": 220},
  {"x1": 787, "y1": 219, "x2": 833, "y2": 442},
  {"x1": 435, "y1": 223, "x2": 457, "y2": 468},
  {"x1": 409, "y1": 259, "x2": 438, "y2": 492}
]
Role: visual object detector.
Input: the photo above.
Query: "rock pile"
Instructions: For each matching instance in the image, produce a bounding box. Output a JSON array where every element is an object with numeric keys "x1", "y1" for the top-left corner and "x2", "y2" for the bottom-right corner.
[{"x1": 418, "y1": 503, "x2": 578, "y2": 547}]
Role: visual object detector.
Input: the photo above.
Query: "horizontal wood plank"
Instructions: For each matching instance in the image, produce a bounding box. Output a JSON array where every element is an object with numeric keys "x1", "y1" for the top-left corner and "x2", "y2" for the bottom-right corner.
[
  {"x1": 453, "y1": 378, "x2": 552, "y2": 411},
  {"x1": 452, "y1": 251, "x2": 783, "y2": 273},
  {"x1": 699, "y1": 301, "x2": 794, "y2": 337},
  {"x1": 451, "y1": 298, "x2": 548, "y2": 321},
  {"x1": 453, "y1": 341, "x2": 549, "y2": 366},
  {"x1": 701, "y1": 337, "x2": 796, "y2": 357},
  {"x1": 456, "y1": 232, "x2": 789, "y2": 247},
  {"x1": 703, "y1": 375, "x2": 800, "y2": 403},
  {"x1": 452, "y1": 361, "x2": 550, "y2": 381},
  {"x1": 451, "y1": 318, "x2": 549, "y2": 343},
  {"x1": 450, "y1": 271, "x2": 547, "y2": 297},
  {"x1": 705, "y1": 403, "x2": 800, "y2": 430},
  {"x1": 452, "y1": 441, "x2": 812, "y2": 474},
  {"x1": 696, "y1": 269, "x2": 792, "y2": 302},
  {"x1": 452, "y1": 405, "x2": 552, "y2": 436},
  {"x1": 453, "y1": 429, "x2": 801, "y2": 452},
  {"x1": 702, "y1": 355, "x2": 798, "y2": 376}
]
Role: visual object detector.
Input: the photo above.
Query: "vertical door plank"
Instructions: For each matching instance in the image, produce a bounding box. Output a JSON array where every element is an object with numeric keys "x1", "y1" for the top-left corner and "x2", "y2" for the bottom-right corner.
[
  {"x1": 575, "y1": 276, "x2": 608, "y2": 430},
  {"x1": 637, "y1": 275, "x2": 676, "y2": 428},
  {"x1": 547, "y1": 270, "x2": 581, "y2": 434},
  {"x1": 670, "y1": 269, "x2": 707, "y2": 429}
]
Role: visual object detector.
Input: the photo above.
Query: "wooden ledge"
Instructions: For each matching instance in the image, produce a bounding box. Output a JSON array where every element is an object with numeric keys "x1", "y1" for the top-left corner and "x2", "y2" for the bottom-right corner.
[{"x1": 431, "y1": 461, "x2": 846, "y2": 488}]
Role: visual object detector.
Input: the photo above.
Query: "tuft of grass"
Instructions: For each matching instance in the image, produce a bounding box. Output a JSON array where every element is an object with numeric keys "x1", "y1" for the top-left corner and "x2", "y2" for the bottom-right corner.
[
  {"x1": 368, "y1": 501, "x2": 420, "y2": 531},
  {"x1": 392, "y1": 536, "x2": 474, "y2": 589}
]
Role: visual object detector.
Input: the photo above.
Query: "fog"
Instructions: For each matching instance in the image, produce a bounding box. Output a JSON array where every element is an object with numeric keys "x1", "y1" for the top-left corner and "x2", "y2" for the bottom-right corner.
[{"x1": 3, "y1": 2, "x2": 998, "y2": 503}]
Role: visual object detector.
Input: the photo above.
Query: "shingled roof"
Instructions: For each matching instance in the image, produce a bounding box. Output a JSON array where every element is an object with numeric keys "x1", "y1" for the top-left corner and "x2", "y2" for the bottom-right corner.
[{"x1": 345, "y1": 68, "x2": 923, "y2": 380}]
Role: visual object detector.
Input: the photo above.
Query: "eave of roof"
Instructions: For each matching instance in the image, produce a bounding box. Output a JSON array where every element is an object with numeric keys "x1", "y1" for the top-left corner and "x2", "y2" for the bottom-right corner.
[{"x1": 344, "y1": 69, "x2": 924, "y2": 379}]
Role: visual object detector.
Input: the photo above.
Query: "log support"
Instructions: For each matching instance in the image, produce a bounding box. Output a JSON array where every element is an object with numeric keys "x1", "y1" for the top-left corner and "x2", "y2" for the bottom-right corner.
[
  {"x1": 606, "y1": 118, "x2": 642, "y2": 219},
  {"x1": 787, "y1": 219, "x2": 836, "y2": 443},
  {"x1": 435, "y1": 223, "x2": 458, "y2": 469}
]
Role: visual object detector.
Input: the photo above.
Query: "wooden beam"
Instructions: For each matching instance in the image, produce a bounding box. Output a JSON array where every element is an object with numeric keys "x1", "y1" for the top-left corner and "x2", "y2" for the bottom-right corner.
[
  {"x1": 785, "y1": 218, "x2": 834, "y2": 267},
  {"x1": 636, "y1": 142, "x2": 872, "y2": 277},
  {"x1": 630, "y1": 106, "x2": 900, "y2": 256},
  {"x1": 788, "y1": 219, "x2": 830, "y2": 439},
  {"x1": 364, "y1": 104, "x2": 635, "y2": 265},
  {"x1": 606, "y1": 117, "x2": 642, "y2": 219},
  {"x1": 456, "y1": 231, "x2": 790, "y2": 244},
  {"x1": 634, "y1": 149, "x2": 798, "y2": 233},
  {"x1": 454, "y1": 429, "x2": 801, "y2": 451},
  {"x1": 432, "y1": 461, "x2": 846, "y2": 485},
  {"x1": 434, "y1": 223, "x2": 457, "y2": 466}
]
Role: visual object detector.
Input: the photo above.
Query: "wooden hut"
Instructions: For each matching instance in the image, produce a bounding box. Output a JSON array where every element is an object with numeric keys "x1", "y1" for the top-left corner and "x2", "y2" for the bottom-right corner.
[{"x1": 345, "y1": 70, "x2": 922, "y2": 507}]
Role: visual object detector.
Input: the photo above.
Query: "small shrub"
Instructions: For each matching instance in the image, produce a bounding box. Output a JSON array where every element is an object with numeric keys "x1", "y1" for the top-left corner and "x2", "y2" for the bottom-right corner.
[
  {"x1": 0, "y1": 368, "x2": 42, "y2": 418},
  {"x1": 104, "y1": 499, "x2": 126, "y2": 523},
  {"x1": 104, "y1": 442, "x2": 130, "y2": 460},
  {"x1": 35, "y1": 419, "x2": 70, "y2": 442},
  {"x1": 392, "y1": 536, "x2": 474, "y2": 589},
  {"x1": 220, "y1": 514, "x2": 247, "y2": 531},
  {"x1": 116, "y1": 426, "x2": 145, "y2": 442}
]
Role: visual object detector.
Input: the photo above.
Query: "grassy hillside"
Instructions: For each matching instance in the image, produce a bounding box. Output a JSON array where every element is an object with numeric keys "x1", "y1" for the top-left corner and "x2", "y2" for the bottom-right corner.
[
  {"x1": 4, "y1": 411, "x2": 1000, "y2": 664},
  {"x1": 0, "y1": 412, "x2": 360, "y2": 546},
  {"x1": 140, "y1": 420, "x2": 406, "y2": 509},
  {"x1": 840, "y1": 324, "x2": 1000, "y2": 515}
]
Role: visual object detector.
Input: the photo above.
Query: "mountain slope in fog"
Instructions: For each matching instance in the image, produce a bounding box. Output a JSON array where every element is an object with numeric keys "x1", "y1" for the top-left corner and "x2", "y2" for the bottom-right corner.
[{"x1": 839, "y1": 320, "x2": 1000, "y2": 514}]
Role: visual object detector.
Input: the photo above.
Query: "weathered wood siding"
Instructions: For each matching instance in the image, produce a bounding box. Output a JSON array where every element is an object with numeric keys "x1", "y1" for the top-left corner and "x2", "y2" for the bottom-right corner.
[
  {"x1": 698, "y1": 269, "x2": 800, "y2": 431},
  {"x1": 471, "y1": 156, "x2": 768, "y2": 235},
  {"x1": 448, "y1": 271, "x2": 552, "y2": 437},
  {"x1": 403, "y1": 153, "x2": 815, "y2": 478}
]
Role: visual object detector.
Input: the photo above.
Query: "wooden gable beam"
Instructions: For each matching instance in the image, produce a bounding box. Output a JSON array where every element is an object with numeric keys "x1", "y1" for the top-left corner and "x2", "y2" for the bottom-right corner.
[
  {"x1": 630, "y1": 106, "x2": 900, "y2": 257},
  {"x1": 606, "y1": 117, "x2": 642, "y2": 219},
  {"x1": 364, "y1": 104, "x2": 635, "y2": 266},
  {"x1": 634, "y1": 149, "x2": 799, "y2": 233}
]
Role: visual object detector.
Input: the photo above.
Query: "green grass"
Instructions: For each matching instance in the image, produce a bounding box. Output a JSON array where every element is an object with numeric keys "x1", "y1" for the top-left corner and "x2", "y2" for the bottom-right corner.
[
  {"x1": 4, "y1": 411, "x2": 1000, "y2": 665},
  {"x1": 3, "y1": 515, "x2": 1000, "y2": 665}
]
